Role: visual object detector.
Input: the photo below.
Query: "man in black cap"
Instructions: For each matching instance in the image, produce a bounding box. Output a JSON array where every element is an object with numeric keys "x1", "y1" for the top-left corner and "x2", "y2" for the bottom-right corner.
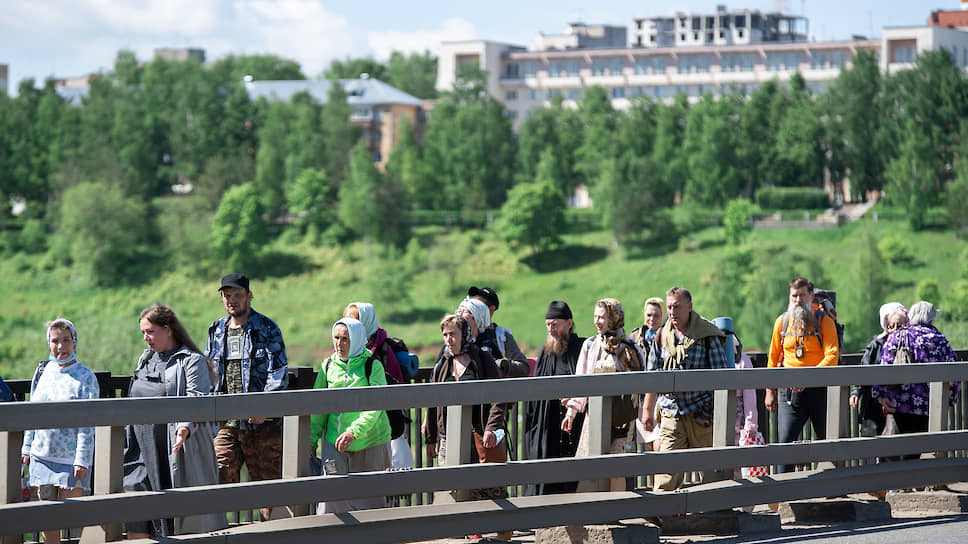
[
  {"x1": 523, "y1": 301, "x2": 585, "y2": 495},
  {"x1": 468, "y1": 286, "x2": 528, "y2": 364},
  {"x1": 206, "y1": 273, "x2": 288, "y2": 520}
]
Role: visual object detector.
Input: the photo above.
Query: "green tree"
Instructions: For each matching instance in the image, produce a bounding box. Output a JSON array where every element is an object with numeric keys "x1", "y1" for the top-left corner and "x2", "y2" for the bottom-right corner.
[
  {"x1": 320, "y1": 82, "x2": 360, "y2": 191},
  {"x1": 844, "y1": 231, "x2": 891, "y2": 349},
  {"x1": 338, "y1": 143, "x2": 383, "y2": 253},
  {"x1": 52, "y1": 181, "x2": 150, "y2": 285},
  {"x1": 946, "y1": 280, "x2": 968, "y2": 320},
  {"x1": 495, "y1": 149, "x2": 565, "y2": 254},
  {"x1": 252, "y1": 101, "x2": 290, "y2": 216},
  {"x1": 737, "y1": 81, "x2": 780, "y2": 197},
  {"x1": 387, "y1": 51, "x2": 438, "y2": 99},
  {"x1": 212, "y1": 54, "x2": 306, "y2": 82},
  {"x1": 825, "y1": 51, "x2": 884, "y2": 198},
  {"x1": 773, "y1": 80, "x2": 824, "y2": 187},
  {"x1": 324, "y1": 57, "x2": 388, "y2": 80},
  {"x1": 651, "y1": 95, "x2": 689, "y2": 206},
  {"x1": 515, "y1": 97, "x2": 582, "y2": 197},
  {"x1": 574, "y1": 86, "x2": 618, "y2": 192},
  {"x1": 707, "y1": 246, "x2": 753, "y2": 319},
  {"x1": 946, "y1": 123, "x2": 968, "y2": 234},
  {"x1": 884, "y1": 118, "x2": 936, "y2": 230},
  {"x1": 683, "y1": 95, "x2": 739, "y2": 204},
  {"x1": 210, "y1": 182, "x2": 268, "y2": 271},
  {"x1": 385, "y1": 115, "x2": 421, "y2": 203},
  {"x1": 193, "y1": 153, "x2": 254, "y2": 210},
  {"x1": 723, "y1": 198, "x2": 753, "y2": 245},
  {"x1": 288, "y1": 168, "x2": 336, "y2": 238}
]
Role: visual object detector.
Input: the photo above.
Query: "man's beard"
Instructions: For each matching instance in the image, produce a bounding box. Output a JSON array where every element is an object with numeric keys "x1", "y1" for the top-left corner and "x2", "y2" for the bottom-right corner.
[
  {"x1": 544, "y1": 331, "x2": 570, "y2": 356},
  {"x1": 788, "y1": 302, "x2": 815, "y2": 330}
]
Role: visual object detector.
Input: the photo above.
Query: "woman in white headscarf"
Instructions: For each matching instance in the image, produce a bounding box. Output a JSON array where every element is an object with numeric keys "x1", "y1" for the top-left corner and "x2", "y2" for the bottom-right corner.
[
  {"x1": 850, "y1": 302, "x2": 906, "y2": 436},
  {"x1": 344, "y1": 302, "x2": 404, "y2": 383},
  {"x1": 310, "y1": 317, "x2": 392, "y2": 513}
]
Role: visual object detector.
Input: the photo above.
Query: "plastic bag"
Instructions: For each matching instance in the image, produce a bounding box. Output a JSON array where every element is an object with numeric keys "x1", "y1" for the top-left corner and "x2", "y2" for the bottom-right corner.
[{"x1": 739, "y1": 427, "x2": 768, "y2": 478}]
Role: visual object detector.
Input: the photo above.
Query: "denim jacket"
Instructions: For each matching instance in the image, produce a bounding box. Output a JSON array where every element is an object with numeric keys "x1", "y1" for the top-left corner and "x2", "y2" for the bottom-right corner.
[{"x1": 206, "y1": 309, "x2": 289, "y2": 400}]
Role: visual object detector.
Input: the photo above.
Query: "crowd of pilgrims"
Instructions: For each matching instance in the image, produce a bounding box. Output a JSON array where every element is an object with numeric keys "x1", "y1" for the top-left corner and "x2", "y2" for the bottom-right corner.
[{"x1": 9, "y1": 276, "x2": 960, "y2": 542}]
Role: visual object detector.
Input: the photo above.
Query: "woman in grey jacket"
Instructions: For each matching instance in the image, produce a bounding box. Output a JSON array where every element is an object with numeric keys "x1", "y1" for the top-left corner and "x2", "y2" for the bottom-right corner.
[{"x1": 123, "y1": 304, "x2": 226, "y2": 538}]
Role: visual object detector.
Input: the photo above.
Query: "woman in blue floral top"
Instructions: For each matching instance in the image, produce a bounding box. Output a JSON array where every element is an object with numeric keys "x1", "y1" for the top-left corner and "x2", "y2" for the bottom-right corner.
[{"x1": 874, "y1": 301, "x2": 960, "y2": 458}]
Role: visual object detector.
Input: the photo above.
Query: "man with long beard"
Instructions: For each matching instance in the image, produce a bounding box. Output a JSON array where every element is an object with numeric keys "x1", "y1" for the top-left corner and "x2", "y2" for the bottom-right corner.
[
  {"x1": 766, "y1": 276, "x2": 839, "y2": 474},
  {"x1": 523, "y1": 301, "x2": 585, "y2": 495}
]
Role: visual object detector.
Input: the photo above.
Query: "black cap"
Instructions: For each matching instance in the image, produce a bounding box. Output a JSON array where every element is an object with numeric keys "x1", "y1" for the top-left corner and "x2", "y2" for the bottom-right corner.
[
  {"x1": 545, "y1": 300, "x2": 572, "y2": 320},
  {"x1": 219, "y1": 273, "x2": 250, "y2": 291},
  {"x1": 468, "y1": 286, "x2": 499, "y2": 309}
]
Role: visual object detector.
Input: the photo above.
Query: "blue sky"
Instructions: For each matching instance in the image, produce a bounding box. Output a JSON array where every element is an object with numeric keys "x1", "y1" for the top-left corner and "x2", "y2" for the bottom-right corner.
[{"x1": 0, "y1": 1, "x2": 947, "y2": 94}]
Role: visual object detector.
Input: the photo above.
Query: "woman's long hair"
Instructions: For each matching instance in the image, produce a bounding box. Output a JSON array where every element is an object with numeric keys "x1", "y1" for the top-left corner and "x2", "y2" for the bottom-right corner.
[{"x1": 140, "y1": 304, "x2": 217, "y2": 381}]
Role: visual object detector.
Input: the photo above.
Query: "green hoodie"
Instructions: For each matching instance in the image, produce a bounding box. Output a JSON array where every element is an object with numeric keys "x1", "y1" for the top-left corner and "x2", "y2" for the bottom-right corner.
[{"x1": 310, "y1": 349, "x2": 392, "y2": 451}]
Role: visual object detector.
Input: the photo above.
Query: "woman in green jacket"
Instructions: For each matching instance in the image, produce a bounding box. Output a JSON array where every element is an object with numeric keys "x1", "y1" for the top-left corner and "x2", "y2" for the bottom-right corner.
[{"x1": 311, "y1": 317, "x2": 392, "y2": 513}]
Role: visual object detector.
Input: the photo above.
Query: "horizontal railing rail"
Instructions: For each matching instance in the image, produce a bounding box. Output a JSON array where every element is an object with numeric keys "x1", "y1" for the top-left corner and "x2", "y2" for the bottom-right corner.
[
  {"x1": 1, "y1": 360, "x2": 965, "y2": 541},
  {"x1": 1, "y1": 363, "x2": 963, "y2": 431}
]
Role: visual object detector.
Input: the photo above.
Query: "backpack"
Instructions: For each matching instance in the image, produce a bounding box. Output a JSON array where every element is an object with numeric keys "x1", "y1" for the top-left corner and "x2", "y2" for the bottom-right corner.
[
  {"x1": 383, "y1": 336, "x2": 419, "y2": 381},
  {"x1": 324, "y1": 355, "x2": 409, "y2": 440},
  {"x1": 780, "y1": 288, "x2": 844, "y2": 363}
]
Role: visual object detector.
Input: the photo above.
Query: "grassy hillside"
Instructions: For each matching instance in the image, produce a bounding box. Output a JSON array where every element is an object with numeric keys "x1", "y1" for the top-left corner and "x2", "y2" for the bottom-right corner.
[{"x1": 1, "y1": 214, "x2": 964, "y2": 381}]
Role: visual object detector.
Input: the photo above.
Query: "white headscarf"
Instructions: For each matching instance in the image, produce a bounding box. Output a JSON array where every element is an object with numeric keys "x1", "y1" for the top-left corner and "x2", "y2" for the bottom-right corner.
[
  {"x1": 878, "y1": 302, "x2": 905, "y2": 332},
  {"x1": 333, "y1": 317, "x2": 367, "y2": 360},
  {"x1": 46, "y1": 318, "x2": 78, "y2": 349},
  {"x1": 459, "y1": 297, "x2": 491, "y2": 333},
  {"x1": 349, "y1": 302, "x2": 379, "y2": 338}
]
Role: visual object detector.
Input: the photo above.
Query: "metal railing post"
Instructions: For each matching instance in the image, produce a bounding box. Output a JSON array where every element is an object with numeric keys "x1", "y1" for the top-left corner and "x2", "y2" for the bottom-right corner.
[
  {"x1": 282, "y1": 415, "x2": 312, "y2": 517},
  {"x1": 929, "y1": 381, "x2": 951, "y2": 459},
  {"x1": 1, "y1": 431, "x2": 24, "y2": 544},
  {"x1": 588, "y1": 396, "x2": 612, "y2": 456},
  {"x1": 81, "y1": 425, "x2": 124, "y2": 543},
  {"x1": 713, "y1": 389, "x2": 737, "y2": 448},
  {"x1": 822, "y1": 385, "x2": 850, "y2": 469}
]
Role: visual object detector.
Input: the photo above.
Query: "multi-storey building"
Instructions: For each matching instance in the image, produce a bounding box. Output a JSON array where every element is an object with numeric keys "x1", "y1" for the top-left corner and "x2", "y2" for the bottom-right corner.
[
  {"x1": 632, "y1": 5, "x2": 807, "y2": 48},
  {"x1": 436, "y1": 5, "x2": 968, "y2": 130},
  {"x1": 154, "y1": 48, "x2": 206, "y2": 63}
]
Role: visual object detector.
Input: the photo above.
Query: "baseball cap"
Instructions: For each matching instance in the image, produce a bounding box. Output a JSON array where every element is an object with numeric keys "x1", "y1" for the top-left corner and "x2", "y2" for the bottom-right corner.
[
  {"x1": 468, "y1": 286, "x2": 499, "y2": 309},
  {"x1": 219, "y1": 273, "x2": 250, "y2": 291}
]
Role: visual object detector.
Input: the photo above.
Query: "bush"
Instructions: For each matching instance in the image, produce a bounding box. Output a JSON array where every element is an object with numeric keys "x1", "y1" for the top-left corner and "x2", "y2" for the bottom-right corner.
[
  {"x1": 947, "y1": 280, "x2": 968, "y2": 321},
  {"x1": 916, "y1": 278, "x2": 941, "y2": 307},
  {"x1": 877, "y1": 233, "x2": 917, "y2": 266},
  {"x1": 723, "y1": 198, "x2": 753, "y2": 245},
  {"x1": 755, "y1": 187, "x2": 829, "y2": 210}
]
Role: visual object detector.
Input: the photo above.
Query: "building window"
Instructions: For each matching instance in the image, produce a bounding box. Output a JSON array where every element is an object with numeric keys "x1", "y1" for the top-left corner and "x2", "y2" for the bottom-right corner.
[
  {"x1": 609, "y1": 57, "x2": 624, "y2": 75},
  {"x1": 734, "y1": 15, "x2": 746, "y2": 28},
  {"x1": 719, "y1": 31, "x2": 725, "y2": 39},
  {"x1": 893, "y1": 45, "x2": 915, "y2": 63},
  {"x1": 677, "y1": 56, "x2": 692, "y2": 73},
  {"x1": 504, "y1": 90, "x2": 518, "y2": 101},
  {"x1": 739, "y1": 54, "x2": 756, "y2": 71},
  {"x1": 831, "y1": 51, "x2": 848, "y2": 67},
  {"x1": 549, "y1": 61, "x2": 563, "y2": 77},
  {"x1": 524, "y1": 61, "x2": 539, "y2": 77},
  {"x1": 527, "y1": 89, "x2": 538, "y2": 100},
  {"x1": 566, "y1": 60, "x2": 581, "y2": 76},
  {"x1": 566, "y1": 88, "x2": 582, "y2": 100},
  {"x1": 634, "y1": 57, "x2": 650, "y2": 75},
  {"x1": 695, "y1": 55, "x2": 710, "y2": 73},
  {"x1": 680, "y1": 33, "x2": 686, "y2": 41},
  {"x1": 547, "y1": 89, "x2": 562, "y2": 99},
  {"x1": 706, "y1": 32, "x2": 714, "y2": 43},
  {"x1": 811, "y1": 52, "x2": 828, "y2": 69},
  {"x1": 653, "y1": 56, "x2": 668, "y2": 73},
  {"x1": 738, "y1": 29, "x2": 745, "y2": 38},
  {"x1": 721, "y1": 54, "x2": 735, "y2": 72},
  {"x1": 592, "y1": 59, "x2": 607, "y2": 76},
  {"x1": 785, "y1": 53, "x2": 800, "y2": 70},
  {"x1": 611, "y1": 87, "x2": 625, "y2": 98},
  {"x1": 504, "y1": 62, "x2": 520, "y2": 79},
  {"x1": 505, "y1": 110, "x2": 518, "y2": 119},
  {"x1": 766, "y1": 53, "x2": 784, "y2": 71}
]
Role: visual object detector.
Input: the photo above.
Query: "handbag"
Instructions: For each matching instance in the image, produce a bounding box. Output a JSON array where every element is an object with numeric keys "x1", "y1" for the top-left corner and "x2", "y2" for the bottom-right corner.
[
  {"x1": 893, "y1": 332, "x2": 914, "y2": 365},
  {"x1": 739, "y1": 427, "x2": 768, "y2": 478}
]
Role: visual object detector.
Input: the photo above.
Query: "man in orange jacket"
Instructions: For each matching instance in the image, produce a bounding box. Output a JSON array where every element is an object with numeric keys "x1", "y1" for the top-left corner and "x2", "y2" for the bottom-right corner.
[{"x1": 765, "y1": 276, "x2": 839, "y2": 473}]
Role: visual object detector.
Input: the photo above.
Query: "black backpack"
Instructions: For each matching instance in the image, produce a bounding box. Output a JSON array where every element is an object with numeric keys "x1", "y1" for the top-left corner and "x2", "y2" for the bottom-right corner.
[{"x1": 324, "y1": 355, "x2": 409, "y2": 440}]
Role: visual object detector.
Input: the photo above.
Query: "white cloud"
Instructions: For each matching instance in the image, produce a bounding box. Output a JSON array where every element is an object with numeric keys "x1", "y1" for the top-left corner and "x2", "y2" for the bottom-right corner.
[{"x1": 367, "y1": 17, "x2": 476, "y2": 60}]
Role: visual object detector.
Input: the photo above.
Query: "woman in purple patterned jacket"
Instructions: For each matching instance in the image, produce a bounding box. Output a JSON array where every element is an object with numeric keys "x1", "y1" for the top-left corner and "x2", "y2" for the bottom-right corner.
[{"x1": 874, "y1": 301, "x2": 960, "y2": 458}]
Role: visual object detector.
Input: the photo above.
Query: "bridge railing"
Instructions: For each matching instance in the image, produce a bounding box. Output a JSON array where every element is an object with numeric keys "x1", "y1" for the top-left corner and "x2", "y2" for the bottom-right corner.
[{"x1": 1, "y1": 361, "x2": 966, "y2": 542}]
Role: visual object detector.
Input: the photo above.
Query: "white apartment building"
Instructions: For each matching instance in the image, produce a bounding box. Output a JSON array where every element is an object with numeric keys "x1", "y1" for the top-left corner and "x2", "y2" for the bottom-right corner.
[
  {"x1": 436, "y1": 8, "x2": 968, "y2": 130},
  {"x1": 632, "y1": 6, "x2": 808, "y2": 48}
]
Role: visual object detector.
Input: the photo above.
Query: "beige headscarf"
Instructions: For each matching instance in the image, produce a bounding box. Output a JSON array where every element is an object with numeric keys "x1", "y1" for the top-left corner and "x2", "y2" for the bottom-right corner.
[{"x1": 596, "y1": 298, "x2": 643, "y2": 372}]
